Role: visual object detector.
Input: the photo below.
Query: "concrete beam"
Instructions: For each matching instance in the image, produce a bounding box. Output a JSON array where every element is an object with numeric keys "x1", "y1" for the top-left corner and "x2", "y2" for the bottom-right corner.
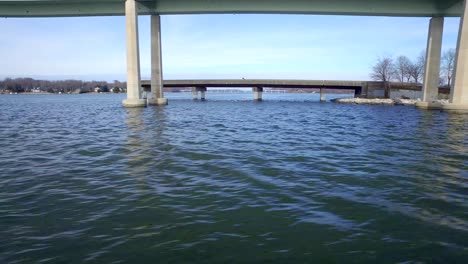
[
  {"x1": 0, "y1": 0, "x2": 464, "y2": 17},
  {"x1": 122, "y1": 0, "x2": 145, "y2": 108},
  {"x1": 147, "y1": 14, "x2": 168, "y2": 106}
]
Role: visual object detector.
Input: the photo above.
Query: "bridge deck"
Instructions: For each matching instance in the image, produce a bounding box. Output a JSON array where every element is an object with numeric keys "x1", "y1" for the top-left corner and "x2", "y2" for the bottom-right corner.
[{"x1": 0, "y1": 0, "x2": 463, "y2": 17}]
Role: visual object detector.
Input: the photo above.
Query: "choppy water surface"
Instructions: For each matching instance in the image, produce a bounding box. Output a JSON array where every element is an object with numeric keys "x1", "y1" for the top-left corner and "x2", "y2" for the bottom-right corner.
[{"x1": 0, "y1": 93, "x2": 467, "y2": 263}]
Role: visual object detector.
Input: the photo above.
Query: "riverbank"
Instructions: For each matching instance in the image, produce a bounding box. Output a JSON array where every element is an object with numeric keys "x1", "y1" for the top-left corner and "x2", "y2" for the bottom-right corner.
[{"x1": 331, "y1": 97, "x2": 449, "y2": 106}]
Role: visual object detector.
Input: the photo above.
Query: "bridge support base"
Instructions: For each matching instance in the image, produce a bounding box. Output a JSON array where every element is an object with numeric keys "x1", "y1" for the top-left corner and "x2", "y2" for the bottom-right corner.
[
  {"x1": 415, "y1": 101, "x2": 468, "y2": 112},
  {"x1": 320, "y1": 88, "x2": 326, "y2": 102},
  {"x1": 147, "y1": 98, "x2": 168, "y2": 105},
  {"x1": 253, "y1": 87, "x2": 263, "y2": 101},
  {"x1": 123, "y1": 98, "x2": 147, "y2": 108}
]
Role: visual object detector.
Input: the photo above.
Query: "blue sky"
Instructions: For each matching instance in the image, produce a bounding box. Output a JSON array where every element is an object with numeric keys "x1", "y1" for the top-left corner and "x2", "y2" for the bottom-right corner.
[{"x1": 0, "y1": 15, "x2": 461, "y2": 81}]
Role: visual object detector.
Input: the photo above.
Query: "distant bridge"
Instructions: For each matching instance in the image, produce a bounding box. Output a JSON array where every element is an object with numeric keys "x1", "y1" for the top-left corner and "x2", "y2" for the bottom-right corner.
[
  {"x1": 142, "y1": 79, "x2": 364, "y2": 90},
  {"x1": 141, "y1": 79, "x2": 451, "y2": 101},
  {"x1": 141, "y1": 79, "x2": 365, "y2": 101}
]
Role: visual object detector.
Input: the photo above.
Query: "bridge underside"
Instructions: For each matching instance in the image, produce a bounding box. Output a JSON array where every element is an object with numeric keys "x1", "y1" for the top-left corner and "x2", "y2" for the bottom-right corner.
[{"x1": 0, "y1": 0, "x2": 464, "y2": 17}]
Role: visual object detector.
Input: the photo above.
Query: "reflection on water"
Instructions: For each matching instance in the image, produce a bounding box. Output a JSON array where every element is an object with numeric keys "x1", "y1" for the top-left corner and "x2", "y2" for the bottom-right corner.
[
  {"x1": 446, "y1": 113, "x2": 468, "y2": 160},
  {"x1": 125, "y1": 108, "x2": 150, "y2": 178},
  {"x1": 0, "y1": 93, "x2": 467, "y2": 263}
]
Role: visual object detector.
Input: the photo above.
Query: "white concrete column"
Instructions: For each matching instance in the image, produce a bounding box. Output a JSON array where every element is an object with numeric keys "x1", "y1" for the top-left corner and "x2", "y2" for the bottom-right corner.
[
  {"x1": 198, "y1": 87, "x2": 207, "y2": 100},
  {"x1": 122, "y1": 0, "x2": 146, "y2": 107},
  {"x1": 148, "y1": 15, "x2": 168, "y2": 105},
  {"x1": 450, "y1": 0, "x2": 468, "y2": 107},
  {"x1": 200, "y1": 90, "x2": 206, "y2": 101},
  {"x1": 253, "y1": 86, "x2": 263, "y2": 101},
  {"x1": 192, "y1": 87, "x2": 198, "y2": 100},
  {"x1": 422, "y1": 17, "x2": 444, "y2": 103},
  {"x1": 320, "y1": 88, "x2": 326, "y2": 102}
]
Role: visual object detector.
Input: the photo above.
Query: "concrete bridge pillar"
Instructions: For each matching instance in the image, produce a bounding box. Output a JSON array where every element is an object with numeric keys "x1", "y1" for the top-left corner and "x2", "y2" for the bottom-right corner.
[
  {"x1": 320, "y1": 88, "x2": 326, "y2": 102},
  {"x1": 148, "y1": 15, "x2": 168, "y2": 105},
  {"x1": 200, "y1": 88, "x2": 206, "y2": 101},
  {"x1": 192, "y1": 87, "x2": 198, "y2": 100},
  {"x1": 355, "y1": 87, "x2": 363, "y2": 98},
  {"x1": 192, "y1": 87, "x2": 207, "y2": 100},
  {"x1": 416, "y1": 17, "x2": 444, "y2": 108},
  {"x1": 122, "y1": 0, "x2": 146, "y2": 108},
  {"x1": 253, "y1": 86, "x2": 263, "y2": 101},
  {"x1": 449, "y1": 0, "x2": 468, "y2": 110},
  {"x1": 423, "y1": 17, "x2": 444, "y2": 103}
]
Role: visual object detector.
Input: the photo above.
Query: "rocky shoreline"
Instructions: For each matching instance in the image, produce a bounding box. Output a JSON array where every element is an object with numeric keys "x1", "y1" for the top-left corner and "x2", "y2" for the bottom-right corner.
[{"x1": 331, "y1": 97, "x2": 449, "y2": 106}]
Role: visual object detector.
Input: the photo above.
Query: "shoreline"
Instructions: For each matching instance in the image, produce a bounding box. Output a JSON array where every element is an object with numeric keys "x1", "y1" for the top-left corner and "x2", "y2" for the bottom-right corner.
[{"x1": 331, "y1": 97, "x2": 449, "y2": 106}]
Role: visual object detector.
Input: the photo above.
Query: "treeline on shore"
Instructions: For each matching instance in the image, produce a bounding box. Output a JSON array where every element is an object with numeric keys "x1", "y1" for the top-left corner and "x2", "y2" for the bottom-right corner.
[
  {"x1": 370, "y1": 49, "x2": 455, "y2": 87},
  {"x1": 0, "y1": 78, "x2": 127, "y2": 94}
]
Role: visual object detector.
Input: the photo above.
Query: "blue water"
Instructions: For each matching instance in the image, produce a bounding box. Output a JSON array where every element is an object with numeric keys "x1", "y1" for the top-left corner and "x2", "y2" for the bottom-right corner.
[{"x1": 0, "y1": 93, "x2": 467, "y2": 263}]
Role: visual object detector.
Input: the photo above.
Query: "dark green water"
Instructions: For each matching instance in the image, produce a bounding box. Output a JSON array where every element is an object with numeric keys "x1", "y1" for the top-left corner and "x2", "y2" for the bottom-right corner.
[{"x1": 0, "y1": 93, "x2": 467, "y2": 263}]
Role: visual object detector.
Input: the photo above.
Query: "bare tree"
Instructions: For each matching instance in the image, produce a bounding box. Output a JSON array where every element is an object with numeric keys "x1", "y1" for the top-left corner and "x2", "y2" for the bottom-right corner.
[
  {"x1": 394, "y1": 56, "x2": 412, "y2": 82},
  {"x1": 371, "y1": 56, "x2": 395, "y2": 82},
  {"x1": 371, "y1": 56, "x2": 395, "y2": 98},
  {"x1": 408, "y1": 51, "x2": 425, "y2": 83},
  {"x1": 441, "y1": 48, "x2": 456, "y2": 87}
]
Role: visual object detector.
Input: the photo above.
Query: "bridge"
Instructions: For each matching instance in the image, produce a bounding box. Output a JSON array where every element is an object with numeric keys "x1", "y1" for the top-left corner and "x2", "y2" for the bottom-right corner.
[
  {"x1": 140, "y1": 79, "x2": 451, "y2": 101},
  {"x1": 1, "y1": 0, "x2": 468, "y2": 110},
  {"x1": 142, "y1": 79, "x2": 365, "y2": 101}
]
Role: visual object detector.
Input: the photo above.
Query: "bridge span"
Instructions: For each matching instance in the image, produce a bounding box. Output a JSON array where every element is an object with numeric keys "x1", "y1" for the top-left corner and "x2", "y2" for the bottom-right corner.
[
  {"x1": 142, "y1": 79, "x2": 365, "y2": 89},
  {"x1": 2, "y1": 0, "x2": 468, "y2": 110},
  {"x1": 140, "y1": 79, "x2": 451, "y2": 101},
  {"x1": 141, "y1": 79, "x2": 365, "y2": 101}
]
